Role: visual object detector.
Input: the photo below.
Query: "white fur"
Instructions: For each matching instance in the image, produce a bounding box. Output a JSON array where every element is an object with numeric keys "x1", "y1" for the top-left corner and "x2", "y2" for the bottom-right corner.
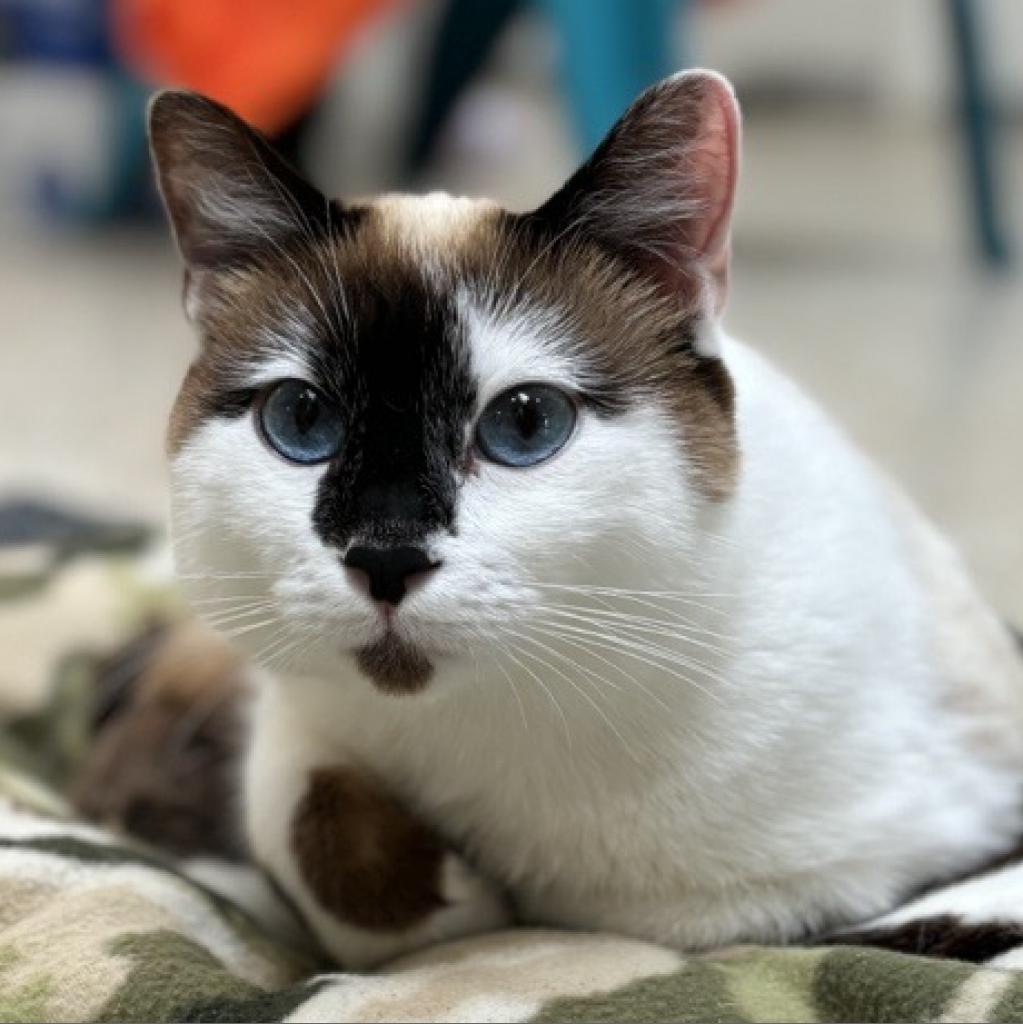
[
  {"x1": 172, "y1": 294, "x2": 1023, "y2": 965},
  {"x1": 457, "y1": 288, "x2": 584, "y2": 406}
]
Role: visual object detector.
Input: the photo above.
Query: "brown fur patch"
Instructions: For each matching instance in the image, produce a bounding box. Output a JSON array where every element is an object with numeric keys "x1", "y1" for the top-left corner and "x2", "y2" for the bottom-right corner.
[
  {"x1": 291, "y1": 766, "x2": 447, "y2": 931},
  {"x1": 355, "y1": 633, "x2": 434, "y2": 695},
  {"x1": 166, "y1": 263, "x2": 276, "y2": 455},
  {"x1": 167, "y1": 361, "x2": 216, "y2": 456}
]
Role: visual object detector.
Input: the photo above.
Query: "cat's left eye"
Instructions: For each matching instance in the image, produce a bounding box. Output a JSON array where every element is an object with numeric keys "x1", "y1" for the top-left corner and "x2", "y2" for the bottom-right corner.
[
  {"x1": 258, "y1": 379, "x2": 344, "y2": 464},
  {"x1": 476, "y1": 384, "x2": 577, "y2": 468}
]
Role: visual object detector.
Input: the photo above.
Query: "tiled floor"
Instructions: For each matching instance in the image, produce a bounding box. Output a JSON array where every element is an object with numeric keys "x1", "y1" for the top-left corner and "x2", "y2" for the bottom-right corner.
[{"x1": 3, "y1": 101, "x2": 1022, "y2": 622}]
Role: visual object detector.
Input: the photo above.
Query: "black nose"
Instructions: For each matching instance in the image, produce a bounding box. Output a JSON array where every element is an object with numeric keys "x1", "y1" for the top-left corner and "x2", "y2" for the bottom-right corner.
[{"x1": 343, "y1": 545, "x2": 438, "y2": 605}]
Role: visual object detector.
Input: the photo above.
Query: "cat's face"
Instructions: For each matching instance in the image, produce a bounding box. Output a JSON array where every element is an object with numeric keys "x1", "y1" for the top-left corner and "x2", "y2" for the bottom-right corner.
[{"x1": 152, "y1": 72, "x2": 741, "y2": 694}]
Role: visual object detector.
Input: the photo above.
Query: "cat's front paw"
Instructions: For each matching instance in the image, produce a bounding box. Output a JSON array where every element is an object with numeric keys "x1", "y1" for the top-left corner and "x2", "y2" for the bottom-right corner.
[{"x1": 420, "y1": 849, "x2": 511, "y2": 944}]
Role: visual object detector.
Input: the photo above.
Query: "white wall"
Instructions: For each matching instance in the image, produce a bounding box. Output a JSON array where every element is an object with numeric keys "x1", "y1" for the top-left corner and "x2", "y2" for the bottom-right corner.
[{"x1": 699, "y1": 0, "x2": 1023, "y2": 114}]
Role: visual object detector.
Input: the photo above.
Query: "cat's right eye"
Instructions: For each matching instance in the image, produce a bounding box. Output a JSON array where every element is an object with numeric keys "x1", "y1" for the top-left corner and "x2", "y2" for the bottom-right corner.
[{"x1": 258, "y1": 379, "x2": 344, "y2": 465}]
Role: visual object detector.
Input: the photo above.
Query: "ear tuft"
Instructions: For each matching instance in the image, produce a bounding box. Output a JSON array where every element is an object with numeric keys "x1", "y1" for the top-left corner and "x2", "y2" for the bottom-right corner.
[
  {"x1": 531, "y1": 70, "x2": 741, "y2": 318},
  {"x1": 148, "y1": 90, "x2": 336, "y2": 271}
]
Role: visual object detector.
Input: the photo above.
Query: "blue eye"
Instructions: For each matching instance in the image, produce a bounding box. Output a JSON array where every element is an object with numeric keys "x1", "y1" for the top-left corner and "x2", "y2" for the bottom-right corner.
[
  {"x1": 258, "y1": 379, "x2": 343, "y2": 464},
  {"x1": 476, "y1": 384, "x2": 577, "y2": 468}
]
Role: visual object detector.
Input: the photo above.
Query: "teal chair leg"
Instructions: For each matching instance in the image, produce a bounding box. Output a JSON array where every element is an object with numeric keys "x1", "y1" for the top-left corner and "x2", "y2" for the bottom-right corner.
[
  {"x1": 538, "y1": 0, "x2": 689, "y2": 153},
  {"x1": 405, "y1": 0, "x2": 693, "y2": 174},
  {"x1": 405, "y1": 0, "x2": 523, "y2": 176},
  {"x1": 37, "y1": 72, "x2": 153, "y2": 224},
  {"x1": 947, "y1": 0, "x2": 1012, "y2": 267}
]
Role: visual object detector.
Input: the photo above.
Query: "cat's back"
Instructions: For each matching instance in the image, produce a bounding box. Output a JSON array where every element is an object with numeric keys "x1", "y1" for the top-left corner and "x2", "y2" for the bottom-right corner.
[{"x1": 721, "y1": 331, "x2": 1023, "y2": 745}]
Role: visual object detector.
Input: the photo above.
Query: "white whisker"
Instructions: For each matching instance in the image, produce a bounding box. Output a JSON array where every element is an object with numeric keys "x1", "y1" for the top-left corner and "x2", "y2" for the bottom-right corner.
[{"x1": 498, "y1": 643, "x2": 573, "y2": 752}]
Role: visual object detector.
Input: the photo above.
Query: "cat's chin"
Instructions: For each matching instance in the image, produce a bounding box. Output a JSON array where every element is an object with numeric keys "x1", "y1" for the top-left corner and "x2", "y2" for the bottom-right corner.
[{"x1": 353, "y1": 633, "x2": 435, "y2": 695}]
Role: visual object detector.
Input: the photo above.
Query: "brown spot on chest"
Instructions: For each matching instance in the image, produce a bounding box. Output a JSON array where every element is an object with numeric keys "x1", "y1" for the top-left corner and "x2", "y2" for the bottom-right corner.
[{"x1": 291, "y1": 766, "x2": 446, "y2": 931}]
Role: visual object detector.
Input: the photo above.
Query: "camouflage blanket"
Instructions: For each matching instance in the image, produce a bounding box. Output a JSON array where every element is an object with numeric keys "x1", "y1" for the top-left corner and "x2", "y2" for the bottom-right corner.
[{"x1": 4, "y1": 498, "x2": 1023, "y2": 1023}]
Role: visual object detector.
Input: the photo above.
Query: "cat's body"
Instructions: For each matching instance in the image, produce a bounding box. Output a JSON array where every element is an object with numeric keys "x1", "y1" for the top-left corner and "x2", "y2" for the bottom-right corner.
[
  {"x1": 151, "y1": 73, "x2": 1023, "y2": 970},
  {"x1": 239, "y1": 330, "x2": 1023, "y2": 965}
]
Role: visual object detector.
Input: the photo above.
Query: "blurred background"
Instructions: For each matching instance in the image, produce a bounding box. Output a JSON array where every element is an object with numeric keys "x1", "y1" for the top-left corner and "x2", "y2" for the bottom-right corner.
[{"x1": 1, "y1": 0, "x2": 1021, "y2": 643}]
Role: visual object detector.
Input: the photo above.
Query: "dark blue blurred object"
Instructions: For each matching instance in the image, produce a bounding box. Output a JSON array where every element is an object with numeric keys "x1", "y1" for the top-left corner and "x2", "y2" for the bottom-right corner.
[{"x1": 1, "y1": 0, "x2": 110, "y2": 65}]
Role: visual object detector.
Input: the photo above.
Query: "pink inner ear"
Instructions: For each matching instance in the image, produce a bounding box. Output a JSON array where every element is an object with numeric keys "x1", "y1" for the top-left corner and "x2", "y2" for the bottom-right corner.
[
  {"x1": 679, "y1": 75, "x2": 740, "y2": 314},
  {"x1": 690, "y1": 84, "x2": 740, "y2": 259},
  {"x1": 525, "y1": 70, "x2": 742, "y2": 318}
]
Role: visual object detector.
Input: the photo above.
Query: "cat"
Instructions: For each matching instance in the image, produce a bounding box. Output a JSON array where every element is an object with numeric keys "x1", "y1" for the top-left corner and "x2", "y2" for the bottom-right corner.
[{"x1": 149, "y1": 70, "x2": 1023, "y2": 970}]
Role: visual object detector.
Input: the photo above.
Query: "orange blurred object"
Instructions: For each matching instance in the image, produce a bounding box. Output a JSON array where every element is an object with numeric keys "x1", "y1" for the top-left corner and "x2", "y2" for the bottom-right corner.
[{"x1": 112, "y1": 0, "x2": 407, "y2": 133}]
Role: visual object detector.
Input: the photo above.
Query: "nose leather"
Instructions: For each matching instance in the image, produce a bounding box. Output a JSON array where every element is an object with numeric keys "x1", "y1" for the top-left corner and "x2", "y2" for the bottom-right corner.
[{"x1": 343, "y1": 545, "x2": 436, "y2": 605}]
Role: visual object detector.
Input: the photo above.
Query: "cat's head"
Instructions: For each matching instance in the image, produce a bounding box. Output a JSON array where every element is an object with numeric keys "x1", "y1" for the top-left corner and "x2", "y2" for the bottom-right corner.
[{"x1": 150, "y1": 70, "x2": 741, "y2": 695}]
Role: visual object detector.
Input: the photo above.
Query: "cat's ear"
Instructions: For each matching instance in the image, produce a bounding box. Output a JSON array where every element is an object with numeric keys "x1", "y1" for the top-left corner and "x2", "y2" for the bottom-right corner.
[
  {"x1": 148, "y1": 90, "x2": 337, "y2": 274},
  {"x1": 531, "y1": 69, "x2": 740, "y2": 322}
]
